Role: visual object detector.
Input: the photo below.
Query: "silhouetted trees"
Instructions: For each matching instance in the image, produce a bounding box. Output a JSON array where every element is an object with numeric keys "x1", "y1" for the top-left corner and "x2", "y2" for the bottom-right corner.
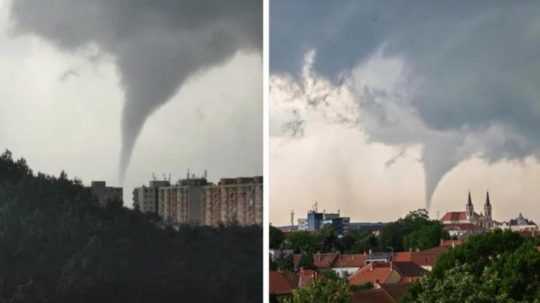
[{"x1": 0, "y1": 150, "x2": 262, "y2": 303}]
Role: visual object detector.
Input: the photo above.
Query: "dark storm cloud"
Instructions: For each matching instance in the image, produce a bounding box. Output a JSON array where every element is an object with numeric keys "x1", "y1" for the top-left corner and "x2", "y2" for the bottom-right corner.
[
  {"x1": 11, "y1": 0, "x2": 261, "y2": 181},
  {"x1": 272, "y1": 0, "x2": 540, "y2": 207}
]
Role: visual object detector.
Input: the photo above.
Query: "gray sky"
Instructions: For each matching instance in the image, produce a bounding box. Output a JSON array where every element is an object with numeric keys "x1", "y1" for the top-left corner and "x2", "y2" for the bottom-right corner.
[
  {"x1": 270, "y1": 1, "x2": 540, "y2": 225},
  {"x1": 0, "y1": 0, "x2": 262, "y2": 206}
]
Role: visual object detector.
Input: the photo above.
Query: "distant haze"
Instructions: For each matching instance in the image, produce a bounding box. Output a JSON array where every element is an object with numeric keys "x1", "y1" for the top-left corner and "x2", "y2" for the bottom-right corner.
[
  {"x1": 271, "y1": 1, "x2": 540, "y2": 226},
  {"x1": 0, "y1": 0, "x2": 262, "y2": 206}
]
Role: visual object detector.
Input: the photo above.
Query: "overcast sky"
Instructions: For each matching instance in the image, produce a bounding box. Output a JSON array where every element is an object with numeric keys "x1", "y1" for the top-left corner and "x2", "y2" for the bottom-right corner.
[
  {"x1": 0, "y1": 0, "x2": 262, "y2": 207},
  {"x1": 270, "y1": 1, "x2": 540, "y2": 226}
]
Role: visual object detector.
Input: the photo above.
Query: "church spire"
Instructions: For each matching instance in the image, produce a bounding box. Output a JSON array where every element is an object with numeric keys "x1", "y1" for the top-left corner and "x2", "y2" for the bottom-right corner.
[
  {"x1": 466, "y1": 191, "x2": 474, "y2": 220},
  {"x1": 484, "y1": 191, "x2": 492, "y2": 228}
]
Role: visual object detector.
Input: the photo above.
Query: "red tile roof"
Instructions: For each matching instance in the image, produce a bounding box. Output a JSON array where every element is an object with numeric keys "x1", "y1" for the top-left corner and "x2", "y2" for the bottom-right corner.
[
  {"x1": 392, "y1": 261, "x2": 428, "y2": 282},
  {"x1": 392, "y1": 252, "x2": 412, "y2": 262},
  {"x1": 349, "y1": 263, "x2": 396, "y2": 286},
  {"x1": 393, "y1": 246, "x2": 450, "y2": 269},
  {"x1": 333, "y1": 254, "x2": 367, "y2": 268},
  {"x1": 411, "y1": 246, "x2": 449, "y2": 268},
  {"x1": 270, "y1": 271, "x2": 297, "y2": 295},
  {"x1": 441, "y1": 211, "x2": 467, "y2": 222},
  {"x1": 313, "y1": 253, "x2": 339, "y2": 269}
]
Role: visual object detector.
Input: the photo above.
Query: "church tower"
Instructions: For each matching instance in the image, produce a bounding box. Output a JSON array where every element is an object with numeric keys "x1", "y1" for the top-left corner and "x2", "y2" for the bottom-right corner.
[
  {"x1": 484, "y1": 191, "x2": 492, "y2": 228},
  {"x1": 466, "y1": 191, "x2": 474, "y2": 221}
]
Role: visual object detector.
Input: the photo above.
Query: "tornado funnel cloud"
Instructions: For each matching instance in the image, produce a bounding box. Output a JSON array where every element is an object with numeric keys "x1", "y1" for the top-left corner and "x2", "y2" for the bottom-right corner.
[
  {"x1": 9, "y1": 0, "x2": 262, "y2": 184},
  {"x1": 119, "y1": 103, "x2": 147, "y2": 183}
]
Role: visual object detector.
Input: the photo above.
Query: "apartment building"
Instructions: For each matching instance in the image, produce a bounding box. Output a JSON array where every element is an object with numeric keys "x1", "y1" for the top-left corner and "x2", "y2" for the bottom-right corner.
[
  {"x1": 205, "y1": 177, "x2": 263, "y2": 226},
  {"x1": 133, "y1": 175, "x2": 262, "y2": 226},
  {"x1": 133, "y1": 180, "x2": 171, "y2": 214}
]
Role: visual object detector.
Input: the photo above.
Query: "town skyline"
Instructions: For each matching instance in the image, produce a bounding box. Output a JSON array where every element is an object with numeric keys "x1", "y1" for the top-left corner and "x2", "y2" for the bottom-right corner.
[
  {"x1": 271, "y1": 183, "x2": 540, "y2": 227},
  {"x1": 270, "y1": 0, "x2": 540, "y2": 227}
]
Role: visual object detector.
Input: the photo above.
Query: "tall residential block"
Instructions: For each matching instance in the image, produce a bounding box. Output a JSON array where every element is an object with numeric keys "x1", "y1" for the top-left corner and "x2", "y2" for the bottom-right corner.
[
  {"x1": 133, "y1": 180, "x2": 171, "y2": 214},
  {"x1": 133, "y1": 175, "x2": 263, "y2": 226},
  {"x1": 204, "y1": 176, "x2": 263, "y2": 226}
]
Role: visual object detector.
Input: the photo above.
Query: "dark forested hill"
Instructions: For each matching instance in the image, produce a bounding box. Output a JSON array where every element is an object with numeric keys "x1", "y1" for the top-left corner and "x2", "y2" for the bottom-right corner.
[{"x1": 0, "y1": 150, "x2": 262, "y2": 303}]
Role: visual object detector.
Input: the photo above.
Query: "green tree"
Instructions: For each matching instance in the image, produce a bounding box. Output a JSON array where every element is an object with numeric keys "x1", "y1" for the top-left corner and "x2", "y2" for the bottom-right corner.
[
  {"x1": 274, "y1": 253, "x2": 294, "y2": 271},
  {"x1": 404, "y1": 222, "x2": 447, "y2": 251},
  {"x1": 0, "y1": 151, "x2": 263, "y2": 303},
  {"x1": 270, "y1": 225, "x2": 285, "y2": 249},
  {"x1": 403, "y1": 232, "x2": 540, "y2": 303},
  {"x1": 284, "y1": 231, "x2": 320, "y2": 254},
  {"x1": 281, "y1": 277, "x2": 351, "y2": 303},
  {"x1": 319, "y1": 225, "x2": 338, "y2": 252},
  {"x1": 297, "y1": 253, "x2": 314, "y2": 270},
  {"x1": 380, "y1": 209, "x2": 447, "y2": 252}
]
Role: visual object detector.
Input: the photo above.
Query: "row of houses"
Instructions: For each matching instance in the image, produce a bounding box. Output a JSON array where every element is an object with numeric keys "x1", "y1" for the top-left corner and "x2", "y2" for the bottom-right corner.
[
  {"x1": 133, "y1": 175, "x2": 263, "y2": 226},
  {"x1": 270, "y1": 240, "x2": 462, "y2": 302}
]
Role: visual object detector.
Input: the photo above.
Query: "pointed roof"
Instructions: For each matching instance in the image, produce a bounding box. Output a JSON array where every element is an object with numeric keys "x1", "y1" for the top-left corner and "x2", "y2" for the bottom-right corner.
[
  {"x1": 467, "y1": 191, "x2": 473, "y2": 206},
  {"x1": 485, "y1": 191, "x2": 491, "y2": 206}
]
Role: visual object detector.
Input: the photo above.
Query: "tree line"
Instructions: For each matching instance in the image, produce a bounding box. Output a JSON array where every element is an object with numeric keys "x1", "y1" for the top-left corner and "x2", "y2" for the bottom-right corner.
[
  {"x1": 0, "y1": 150, "x2": 262, "y2": 303},
  {"x1": 271, "y1": 209, "x2": 448, "y2": 271}
]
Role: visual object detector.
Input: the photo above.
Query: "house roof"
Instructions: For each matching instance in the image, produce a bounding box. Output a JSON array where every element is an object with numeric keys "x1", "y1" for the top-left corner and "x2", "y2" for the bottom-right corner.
[
  {"x1": 441, "y1": 211, "x2": 467, "y2": 222},
  {"x1": 412, "y1": 246, "x2": 449, "y2": 267},
  {"x1": 270, "y1": 271, "x2": 297, "y2": 295},
  {"x1": 392, "y1": 261, "x2": 428, "y2": 280},
  {"x1": 349, "y1": 263, "x2": 395, "y2": 286},
  {"x1": 351, "y1": 288, "x2": 397, "y2": 303},
  {"x1": 313, "y1": 253, "x2": 339, "y2": 269},
  {"x1": 381, "y1": 284, "x2": 410, "y2": 302},
  {"x1": 392, "y1": 252, "x2": 412, "y2": 262},
  {"x1": 393, "y1": 246, "x2": 450, "y2": 268},
  {"x1": 333, "y1": 254, "x2": 367, "y2": 268},
  {"x1": 367, "y1": 252, "x2": 392, "y2": 262}
]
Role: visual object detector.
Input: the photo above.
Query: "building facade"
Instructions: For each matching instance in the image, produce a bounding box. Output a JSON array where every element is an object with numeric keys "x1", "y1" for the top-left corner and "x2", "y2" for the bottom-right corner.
[
  {"x1": 501, "y1": 213, "x2": 538, "y2": 233},
  {"x1": 302, "y1": 209, "x2": 350, "y2": 234},
  {"x1": 159, "y1": 178, "x2": 209, "y2": 225},
  {"x1": 207, "y1": 176, "x2": 263, "y2": 226},
  {"x1": 133, "y1": 175, "x2": 263, "y2": 226},
  {"x1": 441, "y1": 192, "x2": 493, "y2": 226},
  {"x1": 133, "y1": 180, "x2": 171, "y2": 214}
]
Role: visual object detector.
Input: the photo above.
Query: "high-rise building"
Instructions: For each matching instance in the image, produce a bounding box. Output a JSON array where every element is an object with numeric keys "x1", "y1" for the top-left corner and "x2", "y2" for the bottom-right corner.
[
  {"x1": 204, "y1": 177, "x2": 263, "y2": 226},
  {"x1": 159, "y1": 178, "x2": 209, "y2": 225},
  {"x1": 133, "y1": 175, "x2": 263, "y2": 226},
  {"x1": 133, "y1": 180, "x2": 171, "y2": 214}
]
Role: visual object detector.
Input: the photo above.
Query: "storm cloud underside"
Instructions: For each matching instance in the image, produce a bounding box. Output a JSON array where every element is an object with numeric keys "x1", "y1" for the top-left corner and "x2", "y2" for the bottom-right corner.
[
  {"x1": 272, "y1": 1, "x2": 540, "y2": 208},
  {"x1": 10, "y1": 0, "x2": 261, "y2": 181}
]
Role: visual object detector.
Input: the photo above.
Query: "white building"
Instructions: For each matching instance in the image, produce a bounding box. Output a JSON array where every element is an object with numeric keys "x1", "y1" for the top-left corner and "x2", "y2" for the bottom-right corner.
[
  {"x1": 133, "y1": 180, "x2": 170, "y2": 214},
  {"x1": 501, "y1": 213, "x2": 538, "y2": 233}
]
